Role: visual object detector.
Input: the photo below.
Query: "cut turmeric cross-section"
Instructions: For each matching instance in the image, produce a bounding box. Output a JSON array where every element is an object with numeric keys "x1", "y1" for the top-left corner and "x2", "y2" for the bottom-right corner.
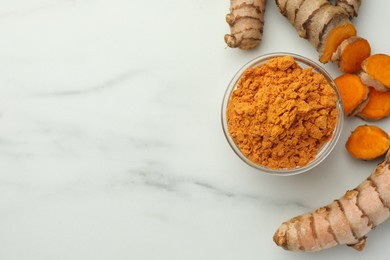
[
  {"x1": 346, "y1": 125, "x2": 390, "y2": 160},
  {"x1": 334, "y1": 73, "x2": 368, "y2": 116},
  {"x1": 357, "y1": 87, "x2": 390, "y2": 121},
  {"x1": 319, "y1": 22, "x2": 357, "y2": 64},
  {"x1": 360, "y1": 54, "x2": 390, "y2": 91},
  {"x1": 332, "y1": 36, "x2": 371, "y2": 73}
]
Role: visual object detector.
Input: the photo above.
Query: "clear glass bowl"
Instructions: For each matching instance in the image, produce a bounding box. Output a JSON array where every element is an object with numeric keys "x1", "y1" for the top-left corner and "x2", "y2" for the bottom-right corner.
[{"x1": 221, "y1": 52, "x2": 344, "y2": 176}]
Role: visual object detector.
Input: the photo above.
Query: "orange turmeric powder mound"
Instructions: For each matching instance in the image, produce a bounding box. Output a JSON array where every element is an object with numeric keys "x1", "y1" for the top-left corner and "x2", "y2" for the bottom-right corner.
[{"x1": 226, "y1": 56, "x2": 338, "y2": 169}]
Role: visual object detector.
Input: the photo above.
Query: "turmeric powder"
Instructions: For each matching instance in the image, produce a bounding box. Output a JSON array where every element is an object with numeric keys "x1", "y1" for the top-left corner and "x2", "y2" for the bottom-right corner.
[{"x1": 226, "y1": 56, "x2": 338, "y2": 169}]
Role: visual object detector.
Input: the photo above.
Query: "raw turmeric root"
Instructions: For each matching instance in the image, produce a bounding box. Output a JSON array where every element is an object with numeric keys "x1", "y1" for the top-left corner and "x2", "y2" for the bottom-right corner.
[
  {"x1": 275, "y1": 0, "x2": 359, "y2": 63},
  {"x1": 357, "y1": 88, "x2": 390, "y2": 121},
  {"x1": 334, "y1": 73, "x2": 369, "y2": 116},
  {"x1": 273, "y1": 149, "x2": 390, "y2": 252},
  {"x1": 332, "y1": 36, "x2": 371, "y2": 73},
  {"x1": 360, "y1": 54, "x2": 390, "y2": 92},
  {"x1": 335, "y1": 0, "x2": 361, "y2": 19},
  {"x1": 224, "y1": 0, "x2": 267, "y2": 50},
  {"x1": 346, "y1": 125, "x2": 390, "y2": 160}
]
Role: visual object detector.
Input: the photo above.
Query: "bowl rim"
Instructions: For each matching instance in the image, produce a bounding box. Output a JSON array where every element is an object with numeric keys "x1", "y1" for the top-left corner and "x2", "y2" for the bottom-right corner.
[{"x1": 221, "y1": 52, "x2": 344, "y2": 176}]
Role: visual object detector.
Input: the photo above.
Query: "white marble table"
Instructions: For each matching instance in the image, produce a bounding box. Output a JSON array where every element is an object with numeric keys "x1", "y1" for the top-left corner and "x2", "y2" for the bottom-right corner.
[{"x1": 1, "y1": 0, "x2": 390, "y2": 259}]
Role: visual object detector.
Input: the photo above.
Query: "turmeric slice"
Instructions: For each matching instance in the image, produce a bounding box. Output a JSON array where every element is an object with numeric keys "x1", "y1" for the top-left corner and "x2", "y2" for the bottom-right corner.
[
  {"x1": 357, "y1": 87, "x2": 390, "y2": 121},
  {"x1": 346, "y1": 125, "x2": 390, "y2": 160},
  {"x1": 319, "y1": 22, "x2": 357, "y2": 64},
  {"x1": 360, "y1": 54, "x2": 390, "y2": 91},
  {"x1": 334, "y1": 74, "x2": 369, "y2": 116},
  {"x1": 332, "y1": 36, "x2": 371, "y2": 73}
]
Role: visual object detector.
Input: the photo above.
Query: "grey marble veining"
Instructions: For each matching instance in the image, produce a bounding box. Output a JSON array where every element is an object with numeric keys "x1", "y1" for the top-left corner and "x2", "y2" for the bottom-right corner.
[{"x1": 1, "y1": 0, "x2": 390, "y2": 259}]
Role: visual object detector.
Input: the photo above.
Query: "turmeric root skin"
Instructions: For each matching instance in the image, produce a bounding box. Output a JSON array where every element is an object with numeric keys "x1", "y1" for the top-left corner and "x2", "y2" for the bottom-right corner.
[
  {"x1": 273, "y1": 150, "x2": 390, "y2": 252},
  {"x1": 225, "y1": 0, "x2": 266, "y2": 50},
  {"x1": 275, "y1": 0, "x2": 358, "y2": 64},
  {"x1": 335, "y1": 0, "x2": 361, "y2": 19}
]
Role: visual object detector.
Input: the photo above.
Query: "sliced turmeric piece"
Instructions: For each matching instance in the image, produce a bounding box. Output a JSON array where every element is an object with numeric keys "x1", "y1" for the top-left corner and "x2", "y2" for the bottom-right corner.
[
  {"x1": 332, "y1": 36, "x2": 371, "y2": 73},
  {"x1": 357, "y1": 87, "x2": 390, "y2": 121},
  {"x1": 319, "y1": 22, "x2": 357, "y2": 64},
  {"x1": 346, "y1": 125, "x2": 390, "y2": 160},
  {"x1": 334, "y1": 73, "x2": 369, "y2": 116},
  {"x1": 360, "y1": 54, "x2": 390, "y2": 91}
]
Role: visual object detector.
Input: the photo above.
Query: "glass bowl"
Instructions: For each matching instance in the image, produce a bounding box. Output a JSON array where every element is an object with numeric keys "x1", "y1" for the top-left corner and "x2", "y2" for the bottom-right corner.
[{"x1": 221, "y1": 52, "x2": 344, "y2": 176}]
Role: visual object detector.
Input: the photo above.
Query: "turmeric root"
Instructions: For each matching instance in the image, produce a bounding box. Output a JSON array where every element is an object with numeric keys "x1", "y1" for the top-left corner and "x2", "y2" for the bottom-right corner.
[
  {"x1": 332, "y1": 36, "x2": 371, "y2": 73},
  {"x1": 346, "y1": 125, "x2": 390, "y2": 160},
  {"x1": 273, "y1": 149, "x2": 390, "y2": 252},
  {"x1": 360, "y1": 54, "x2": 390, "y2": 92},
  {"x1": 357, "y1": 88, "x2": 390, "y2": 121},
  {"x1": 224, "y1": 0, "x2": 267, "y2": 49},
  {"x1": 335, "y1": 0, "x2": 361, "y2": 19},
  {"x1": 334, "y1": 73, "x2": 369, "y2": 116},
  {"x1": 275, "y1": 0, "x2": 358, "y2": 63}
]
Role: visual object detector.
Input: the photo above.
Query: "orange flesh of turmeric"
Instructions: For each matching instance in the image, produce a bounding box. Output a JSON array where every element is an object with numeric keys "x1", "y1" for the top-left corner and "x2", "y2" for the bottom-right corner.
[
  {"x1": 334, "y1": 74, "x2": 368, "y2": 116},
  {"x1": 346, "y1": 125, "x2": 390, "y2": 160},
  {"x1": 340, "y1": 38, "x2": 371, "y2": 73},
  {"x1": 358, "y1": 87, "x2": 390, "y2": 120},
  {"x1": 363, "y1": 54, "x2": 390, "y2": 88},
  {"x1": 320, "y1": 23, "x2": 356, "y2": 64}
]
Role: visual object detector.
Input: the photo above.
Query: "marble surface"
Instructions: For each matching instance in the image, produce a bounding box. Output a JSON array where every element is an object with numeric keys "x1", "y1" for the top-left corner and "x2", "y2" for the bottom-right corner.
[{"x1": 1, "y1": 0, "x2": 390, "y2": 259}]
